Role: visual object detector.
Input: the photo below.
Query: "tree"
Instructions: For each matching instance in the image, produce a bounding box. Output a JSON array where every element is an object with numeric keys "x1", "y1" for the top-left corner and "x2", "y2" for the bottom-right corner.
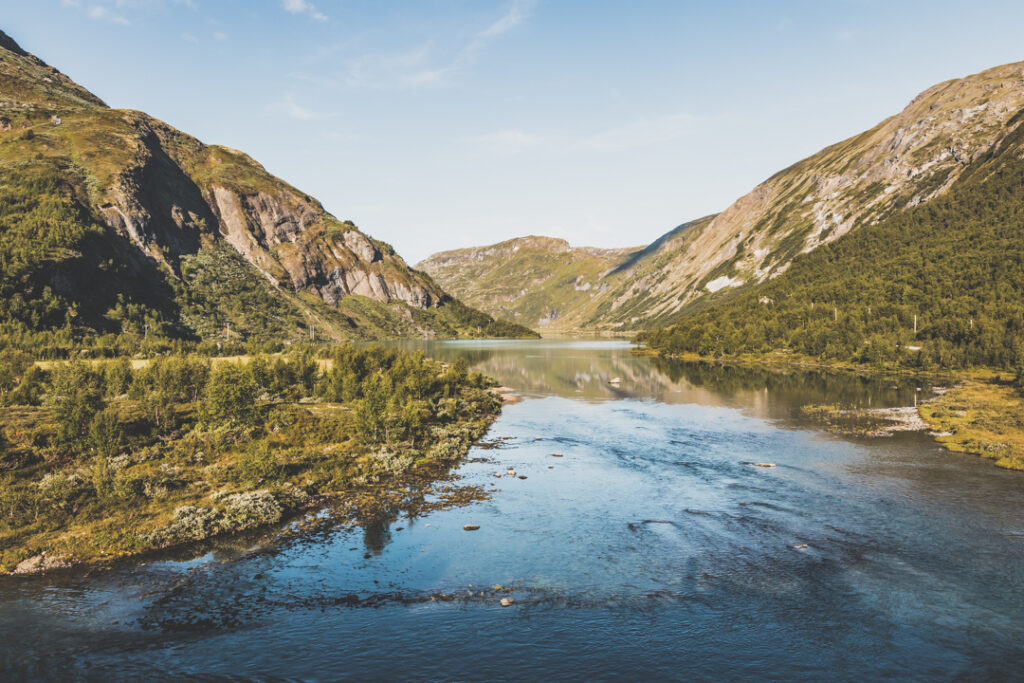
[
  {"x1": 201, "y1": 363, "x2": 258, "y2": 427},
  {"x1": 47, "y1": 361, "x2": 106, "y2": 450}
]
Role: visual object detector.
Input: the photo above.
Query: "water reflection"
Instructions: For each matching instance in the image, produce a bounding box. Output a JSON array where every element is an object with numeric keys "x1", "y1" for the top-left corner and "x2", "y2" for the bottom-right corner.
[{"x1": 394, "y1": 339, "x2": 937, "y2": 418}]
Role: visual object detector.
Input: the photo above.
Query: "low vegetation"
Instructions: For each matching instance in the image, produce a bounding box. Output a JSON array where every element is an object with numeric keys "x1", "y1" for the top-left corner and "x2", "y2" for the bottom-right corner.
[
  {"x1": 919, "y1": 382, "x2": 1024, "y2": 471},
  {"x1": 0, "y1": 344, "x2": 502, "y2": 573}
]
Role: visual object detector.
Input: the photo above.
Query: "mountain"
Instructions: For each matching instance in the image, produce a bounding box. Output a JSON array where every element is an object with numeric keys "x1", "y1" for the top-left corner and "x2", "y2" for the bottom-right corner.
[
  {"x1": 421, "y1": 61, "x2": 1024, "y2": 333},
  {"x1": 0, "y1": 30, "x2": 535, "y2": 354},
  {"x1": 417, "y1": 236, "x2": 641, "y2": 331},
  {"x1": 418, "y1": 216, "x2": 720, "y2": 332},
  {"x1": 640, "y1": 105, "x2": 1024, "y2": 370}
]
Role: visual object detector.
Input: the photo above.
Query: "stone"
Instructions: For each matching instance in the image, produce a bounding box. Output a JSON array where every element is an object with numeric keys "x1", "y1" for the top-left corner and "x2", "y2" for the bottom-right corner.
[
  {"x1": 742, "y1": 462, "x2": 776, "y2": 468},
  {"x1": 500, "y1": 597, "x2": 515, "y2": 607},
  {"x1": 463, "y1": 524, "x2": 480, "y2": 531},
  {"x1": 13, "y1": 552, "x2": 70, "y2": 575}
]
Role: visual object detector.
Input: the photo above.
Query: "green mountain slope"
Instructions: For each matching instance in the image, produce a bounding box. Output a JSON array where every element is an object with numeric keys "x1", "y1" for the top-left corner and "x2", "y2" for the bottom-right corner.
[
  {"x1": 417, "y1": 217, "x2": 719, "y2": 332},
  {"x1": 0, "y1": 30, "x2": 534, "y2": 355},
  {"x1": 422, "y1": 61, "x2": 1024, "y2": 334},
  {"x1": 640, "y1": 108, "x2": 1024, "y2": 370},
  {"x1": 417, "y1": 236, "x2": 641, "y2": 331}
]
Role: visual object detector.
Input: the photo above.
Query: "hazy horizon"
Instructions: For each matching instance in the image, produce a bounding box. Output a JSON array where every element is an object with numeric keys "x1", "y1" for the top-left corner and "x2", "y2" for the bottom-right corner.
[{"x1": 5, "y1": 0, "x2": 1024, "y2": 263}]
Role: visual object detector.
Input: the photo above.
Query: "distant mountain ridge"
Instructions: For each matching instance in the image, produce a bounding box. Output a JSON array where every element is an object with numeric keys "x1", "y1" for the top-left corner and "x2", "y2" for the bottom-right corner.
[
  {"x1": 0, "y1": 29, "x2": 534, "y2": 353},
  {"x1": 420, "y1": 61, "x2": 1024, "y2": 332}
]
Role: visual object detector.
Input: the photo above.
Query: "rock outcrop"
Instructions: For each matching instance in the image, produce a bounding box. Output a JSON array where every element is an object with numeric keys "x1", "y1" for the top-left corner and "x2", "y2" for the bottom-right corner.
[{"x1": 0, "y1": 28, "x2": 494, "y2": 342}]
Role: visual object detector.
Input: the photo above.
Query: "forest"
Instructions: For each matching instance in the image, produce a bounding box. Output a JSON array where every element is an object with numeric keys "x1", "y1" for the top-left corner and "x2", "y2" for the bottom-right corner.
[
  {"x1": 0, "y1": 343, "x2": 502, "y2": 573},
  {"x1": 640, "y1": 123, "x2": 1024, "y2": 377}
]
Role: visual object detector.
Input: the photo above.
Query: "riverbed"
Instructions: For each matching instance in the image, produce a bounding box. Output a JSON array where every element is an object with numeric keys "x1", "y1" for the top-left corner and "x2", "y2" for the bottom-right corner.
[{"x1": 2, "y1": 340, "x2": 1022, "y2": 680}]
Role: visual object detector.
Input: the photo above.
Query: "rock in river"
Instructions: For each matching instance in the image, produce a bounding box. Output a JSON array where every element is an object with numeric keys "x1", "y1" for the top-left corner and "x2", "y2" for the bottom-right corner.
[{"x1": 463, "y1": 524, "x2": 480, "y2": 531}]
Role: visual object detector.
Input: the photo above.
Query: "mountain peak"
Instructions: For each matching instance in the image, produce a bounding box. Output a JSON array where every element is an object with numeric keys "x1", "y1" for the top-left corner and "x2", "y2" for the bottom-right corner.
[
  {"x1": 0, "y1": 28, "x2": 535, "y2": 344},
  {"x1": 0, "y1": 28, "x2": 107, "y2": 108},
  {"x1": 0, "y1": 29, "x2": 29, "y2": 57}
]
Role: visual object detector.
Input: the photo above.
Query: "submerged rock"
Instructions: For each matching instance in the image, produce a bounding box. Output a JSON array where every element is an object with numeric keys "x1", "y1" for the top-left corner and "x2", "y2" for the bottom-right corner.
[
  {"x1": 463, "y1": 524, "x2": 480, "y2": 531},
  {"x1": 742, "y1": 462, "x2": 776, "y2": 468},
  {"x1": 500, "y1": 597, "x2": 515, "y2": 607}
]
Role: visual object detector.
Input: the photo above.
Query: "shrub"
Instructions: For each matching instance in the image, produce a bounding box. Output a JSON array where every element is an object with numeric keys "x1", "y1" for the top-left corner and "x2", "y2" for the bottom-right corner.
[
  {"x1": 222, "y1": 490, "x2": 282, "y2": 531},
  {"x1": 236, "y1": 443, "x2": 285, "y2": 485},
  {"x1": 88, "y1": 409, "x2": 122, "y2": 459},
  {"x1": 150, "y1": 505, "x2": 221, "y2": 544},
  {"x1": 201, "y1": 363, "x2": 258, "y2": 427},
  {"x1": 370, "y1": 446, "x2": 414, "y2": 474},
  {"x1": 7, "y1": 366, "x2": 46, "y2": 406},
  {"x1": 47, "y1": 361, "x2": 106, "y2": 449}
]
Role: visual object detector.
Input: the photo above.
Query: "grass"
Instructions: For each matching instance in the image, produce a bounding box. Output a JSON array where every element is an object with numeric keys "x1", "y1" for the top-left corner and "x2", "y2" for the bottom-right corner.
[{"x1": 919, "y1": 382, "x2": 1024, "y2": 471}]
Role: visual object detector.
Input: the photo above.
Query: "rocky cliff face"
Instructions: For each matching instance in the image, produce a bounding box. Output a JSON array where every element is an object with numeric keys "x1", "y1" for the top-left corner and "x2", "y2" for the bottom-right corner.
[
  {"x1": 0, "y1": 29, "x2": 481, "y2": 343},
  {"x1": 423, "y1": 61, "x2": 1024, "y2": 332}
]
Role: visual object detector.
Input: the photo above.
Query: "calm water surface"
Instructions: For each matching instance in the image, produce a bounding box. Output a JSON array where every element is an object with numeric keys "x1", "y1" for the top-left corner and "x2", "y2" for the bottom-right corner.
[{"x1": 2, "y1": 340, "x2": 1023, "y2": 680}]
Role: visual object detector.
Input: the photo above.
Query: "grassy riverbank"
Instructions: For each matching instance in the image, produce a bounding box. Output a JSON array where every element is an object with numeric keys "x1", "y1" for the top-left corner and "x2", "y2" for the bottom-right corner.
[
  {"x1": 633, "y1": 346, "x2": 1004, "y2": 382},
  {"x1": 0, "y1": 345, "x2": 503, "y2": 574},
  {"x1": 636, "y1": 346, "x2": 1024, "y2": 472},
  {"x1": 919, "y1": 382, "x2": 1024, "y2": 471}
]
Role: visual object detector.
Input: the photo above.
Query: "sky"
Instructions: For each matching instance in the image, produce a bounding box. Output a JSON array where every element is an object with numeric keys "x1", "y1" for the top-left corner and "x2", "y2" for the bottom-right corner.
[{"x1": 3, "y1": 1, "x2": 1024, "y2": 264}]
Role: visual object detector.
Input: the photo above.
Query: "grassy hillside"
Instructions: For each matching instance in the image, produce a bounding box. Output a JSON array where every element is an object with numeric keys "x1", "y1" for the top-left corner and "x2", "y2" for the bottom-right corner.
[
  {"x1": 0, "y1": 345, "x2": 504, "y2": 573},
  {"x1": 418, "y1": 236, "x2": 640, "y2": 331}
]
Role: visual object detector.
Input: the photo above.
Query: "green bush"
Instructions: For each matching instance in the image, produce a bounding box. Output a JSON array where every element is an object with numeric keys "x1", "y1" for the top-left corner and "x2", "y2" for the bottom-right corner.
[
  {"x1": 236, "y1": 443, "x2": 285, "y2": 485},
  {"x1": 201, "y1": 363, "x2": 257, "y2": 427},
  {"x1": 47, "y1": 360, "x2": 106, "y2": 449}
]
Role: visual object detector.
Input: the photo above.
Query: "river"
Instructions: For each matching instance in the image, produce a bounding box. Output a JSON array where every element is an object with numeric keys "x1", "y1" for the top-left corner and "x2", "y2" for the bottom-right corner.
[{"x1": 2, "y1": 340, "x2": 1022, "y2": 680}]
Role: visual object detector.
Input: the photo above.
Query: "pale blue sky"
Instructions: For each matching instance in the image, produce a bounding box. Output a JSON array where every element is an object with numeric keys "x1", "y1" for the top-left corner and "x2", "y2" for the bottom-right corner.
[{"x1": 4, "y1": 1, "x2": 1024, "y2": 263}]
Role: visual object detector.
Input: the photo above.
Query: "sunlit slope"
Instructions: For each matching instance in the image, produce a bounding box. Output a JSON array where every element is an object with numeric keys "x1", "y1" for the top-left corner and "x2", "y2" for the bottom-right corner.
[
  {"x1": 425, "y1": 61, "x2": 1024, "y2": 334},
  {"x1": 0, "y1": 29, "x2": 535, "y2": 351},
  {"x1": 642, "y1": 108, "x2": 1024, "y2": 369}
]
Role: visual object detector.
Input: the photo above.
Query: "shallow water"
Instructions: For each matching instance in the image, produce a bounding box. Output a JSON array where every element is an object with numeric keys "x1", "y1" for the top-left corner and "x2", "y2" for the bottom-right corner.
[{"x1": 2, "y1": 340, "x2": 1023, "y2": 680}]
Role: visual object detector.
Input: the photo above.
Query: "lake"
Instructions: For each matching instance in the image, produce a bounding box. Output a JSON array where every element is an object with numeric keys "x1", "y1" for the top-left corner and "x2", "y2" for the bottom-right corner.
[{"x1": 2, "y1": 340, "x2": 1023, "y2": 680}]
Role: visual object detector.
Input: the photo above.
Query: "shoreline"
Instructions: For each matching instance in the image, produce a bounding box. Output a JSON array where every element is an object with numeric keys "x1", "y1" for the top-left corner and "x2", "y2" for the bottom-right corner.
[
  {"x1": 638, "y1": 347, "x2": 1023, "y2": 472},
  {"x1": 3, "y1": 405, "x2": 503, "y2": 577}
]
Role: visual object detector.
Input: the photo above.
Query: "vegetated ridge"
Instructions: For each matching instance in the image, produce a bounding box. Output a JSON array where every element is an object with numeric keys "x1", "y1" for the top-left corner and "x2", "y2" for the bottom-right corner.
[
  {"x1": 0, "y1": 29, "x2": 536, "y2": 356},
  {"x1": 421, "y1": 60, "x2": 1024, "y2": 334},
  {"x1": 640, "y1": 106, "x2": 1024, "y2": 371}
]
